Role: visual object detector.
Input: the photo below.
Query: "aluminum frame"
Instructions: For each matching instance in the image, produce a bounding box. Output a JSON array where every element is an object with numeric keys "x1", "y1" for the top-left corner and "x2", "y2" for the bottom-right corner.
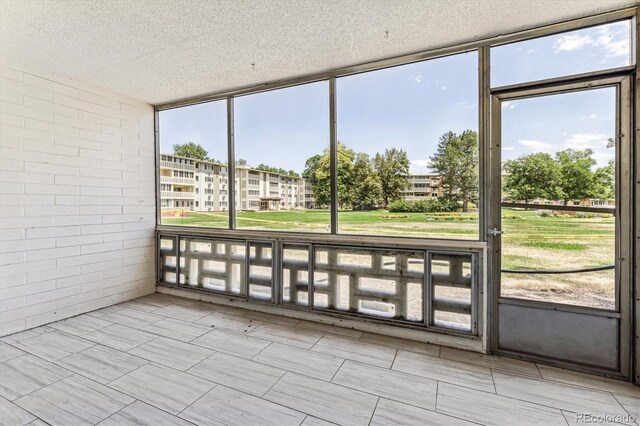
[
  {"x1": 426, "y1": 249, "x2": 479, "y2": 335},
  {"x1": 489, "y1": 73, "x2": 634, "y2": 379},
  {"x1": 152, "y1": 6, "x2": 638, "y2": 380}
]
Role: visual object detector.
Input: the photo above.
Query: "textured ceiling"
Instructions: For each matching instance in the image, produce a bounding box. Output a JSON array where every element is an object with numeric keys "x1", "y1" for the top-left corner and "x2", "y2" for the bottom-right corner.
[{"x1": 0, "y1": 0, "x2": 636, "y2": 105}]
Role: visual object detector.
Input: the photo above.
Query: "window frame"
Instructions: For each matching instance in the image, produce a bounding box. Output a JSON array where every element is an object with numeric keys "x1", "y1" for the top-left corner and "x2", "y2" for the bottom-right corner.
[{"x1": 154, "y1": 9, "x2": 636, "y2": 247}]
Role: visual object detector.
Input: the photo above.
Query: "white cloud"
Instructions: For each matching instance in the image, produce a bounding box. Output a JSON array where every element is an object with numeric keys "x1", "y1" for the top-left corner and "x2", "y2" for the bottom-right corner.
[
  {"x1": 589, "y1": 114, "x2": 597, "y2": 119},
  {"x1": 411, "y1": 160, "x2": 431, "y2": 167},
  {"x1": 414, "y1": 74, "x2": 422, "y2": 84},
  {"x1": 562, "y1": 133, "x2": 614, "y2": 167},
  {"x1": 552, "y1": 23, "x2": 629, "y2": 58},
  {"x1": 410, "y1": 159, "x2": 432, "y2": 174},
  {"x1": 440, "y1": 85, "x2": 447, "y2": 90},
  {"x1": 526, "y1": 49, "x2": 535, "y2": 54},
  {"x1": 553, "y1": 34, "x2": 592, "y2": 52},
  {"x1": 503, "y1": 147, "x2": 515, "y2": 151},
  {"x1": 517, "y1": 140, "x2": 553, "y2": 152},
  {"x1": 564, "y1": 133, "x2": 608, "y2": 149},
  {"x1": 594, "y1": 23, "x2": 630, "y2": 58}
]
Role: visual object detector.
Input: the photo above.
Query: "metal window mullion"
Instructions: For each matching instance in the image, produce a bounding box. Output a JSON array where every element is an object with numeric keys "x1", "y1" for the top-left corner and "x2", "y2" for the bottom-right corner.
[
  {"x1": 478, "y1": 46, "x2": 490, "y2": 242},
  {"x1": 227, "y1": 96, "x2": 236, "y2": 230},
  {"x1": 329, "y1": 77, "x2": 338, "y2": 234},
  {"x1": 272, "y1": 240, "x2": 279, "y2": 305},
  {"x1": 154, "y1": 110, "x2": 161, "y2": 227},
  {"x1": 308, "y1": 243, "x2": 315, "y2": 310}
]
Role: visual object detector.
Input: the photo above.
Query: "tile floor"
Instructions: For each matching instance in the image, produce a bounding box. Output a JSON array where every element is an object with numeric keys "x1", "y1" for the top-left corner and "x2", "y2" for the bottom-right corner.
[{"x1": 0, "y1": 293, "x2": 638, "y2": 426}]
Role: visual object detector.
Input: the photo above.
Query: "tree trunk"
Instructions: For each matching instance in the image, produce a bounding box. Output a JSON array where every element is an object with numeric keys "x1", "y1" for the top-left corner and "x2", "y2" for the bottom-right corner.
[
  {"x1": 462, "y1": 189, "x2": 468, "y2": 212},
  {"x1": 563, "y1": 199, "x2": 569, "y2": 206}
]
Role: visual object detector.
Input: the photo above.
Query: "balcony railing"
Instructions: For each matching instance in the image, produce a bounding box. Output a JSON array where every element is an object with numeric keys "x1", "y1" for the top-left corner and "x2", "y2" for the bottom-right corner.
[
  {"x1": 161, "y1": 191, "x2": 195, "y2": 199},
  {"x1": 160, "y1": 176, "x2": 195, "y2": 185},
  {"x1": 157, "y1": 230, "x2": 481, "y2": 335},
  {"x1": 160, "y1": 161, "x2": 195, "y2": 171}
]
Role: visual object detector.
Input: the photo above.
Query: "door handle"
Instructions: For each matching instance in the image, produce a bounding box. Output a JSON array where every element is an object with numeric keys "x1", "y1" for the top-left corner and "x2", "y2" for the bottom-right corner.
[{"x1": 488, "y1": 228, "x2": 503, "y2": 237}]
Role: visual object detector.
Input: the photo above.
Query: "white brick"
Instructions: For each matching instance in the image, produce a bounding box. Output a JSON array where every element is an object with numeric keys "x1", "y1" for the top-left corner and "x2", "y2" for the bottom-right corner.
[
  {"x1": 0, "y1": 65, "x2": 22, "y2": 82},
  {"x1": 25, "y1": 161, "x2": 78, "y2": 176},
  {"x1": 0, "y1": 238, "x2": 55, "y2": 254},
  {"x1": 25, "y1": 183, "x2": 78, "y2": 195},
  {"x1": 0, "y1": 205, "x2": 24, "y2": 218},
  {"x1": 55, "y1": 234, "x2": 102, "y2": 248},
  {"x1": 0, "y1": 111, "x2": 24, "y2": 127},
  {"x1": 25, "y1": 247, "x2": 80, "y2": 262},
  {"x1": 1, "y1": 171, "x2": 53, "y2": 184},
  {"x1": 1, "y1": 100, "x2": 53, "y2": 122},
  {"x1": 55, "y1": 133, "x2": 102, "y2": 150},
  {"x1": 81, "y1": 223, "x2": 122, "y2": 235},
  {"x1": 24, "y1": 205, "x2": 79, "y2": 216},
  {"x1": 26, "y1": 226, "x2": 81, "y2": 239},
  {"x1": 55, "y1": 195, "x2": 102, "y2": 206},
  {"x1": 0, "y1": 89, "x2": 23, "y2": 104},
  {"x1": 80, "y1": 241, "x2": 122, "y2": 255},
  {"x1": 54, "y1": 215, "x2": 102, "y2": 226},
  {"x1": 24, "y1": 96, "x2": 78, "y2": 118},
  {"x1": 54, "y1": 113, "x2": 101, "y2": 132},
  {"x1": 80, "y1": 205, "x2": 120, "y2": 215},
  {"x1": 1, "y1": 77, "x2": 52, "y2": 101},
  {"x1": 79, "y1": 186, "x2": 121, "y2": 197},
  {"x1": 0, "y1": 62, "x2": 154, "y2": 337},
  {"x1": 25, "y1": 117, "x2": 79, "y2": 138},
  {"x1": 77, "y1": 90, "x2": 121, "y2": 110},
  {"x1": 55, "y1": 175, "x2": 101, "y2": 187},
  {"x1": 1, "y1": 123, "x2": 52, "y2": 143},
  {"x1": 23, "y1": 73, "x2": 78, "y2": 98}
]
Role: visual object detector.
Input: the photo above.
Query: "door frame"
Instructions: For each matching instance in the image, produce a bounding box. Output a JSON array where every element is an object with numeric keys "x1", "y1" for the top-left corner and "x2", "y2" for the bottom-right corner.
[{"x1": 488, "y1": 71, "x2": 634, "y2": 379}]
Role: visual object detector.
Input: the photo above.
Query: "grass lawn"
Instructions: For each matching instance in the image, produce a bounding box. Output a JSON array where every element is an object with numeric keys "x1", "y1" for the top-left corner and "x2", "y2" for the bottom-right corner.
[{"x1": 162, "y1": 208, "x2": 615, "y2": 309}]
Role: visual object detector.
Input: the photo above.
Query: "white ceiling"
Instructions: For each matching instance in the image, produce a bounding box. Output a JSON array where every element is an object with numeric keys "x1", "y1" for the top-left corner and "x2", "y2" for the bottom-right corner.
[{"x1": 1, "y1": 0, "x2": 636, "y2": 105}]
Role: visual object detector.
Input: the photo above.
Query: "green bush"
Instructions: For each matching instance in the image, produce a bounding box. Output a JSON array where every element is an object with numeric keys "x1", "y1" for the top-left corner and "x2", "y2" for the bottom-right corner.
[{"x1": 388, "y1": 198, "x2": 461, "y2": 213}]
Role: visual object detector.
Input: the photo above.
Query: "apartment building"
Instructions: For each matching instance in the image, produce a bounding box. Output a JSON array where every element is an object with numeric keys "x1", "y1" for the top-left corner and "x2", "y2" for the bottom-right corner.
[
  {"x1": 401, "y1": 173, "x2": 444, "y2": 201},
  {"x1": 161, "y1": 155, "x2": 450, "y2": 212},
  {"x1": 160, "y1": 154, "x2": 305, "y2": 212}
]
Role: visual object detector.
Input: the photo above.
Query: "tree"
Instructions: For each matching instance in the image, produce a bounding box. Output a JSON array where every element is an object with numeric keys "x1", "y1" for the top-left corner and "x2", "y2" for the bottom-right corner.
[
  {"x1": 593, "y1": 160, "x2": 615, "y2": 200},
  {"x1": 373, "y1": 148, "x2": 410, "y2": 206},
  {"x1": 350, "y1": 153, "x2": 382, "y2": 210},
  {"x1": 173, "y1": 142, "x2": 208, "y2": 160},
  {"x1": 237, "y1": 158, "x2": 247, "y2": 165},
  {"x1": 301, "y1": 142, "x2": 384, "y2": 209},
  {"x1": 606, "y1": 137, "x2": 615, "y2": 148},
  {"x1": 503, "y1": 153, "x2": 562, "y2": 205},
  {"x1": 428, "y1": 130, "x2": 478, "y2": 212},
  {"x1": 555, "y1": 148, "x2": 598, "y2": 206}
]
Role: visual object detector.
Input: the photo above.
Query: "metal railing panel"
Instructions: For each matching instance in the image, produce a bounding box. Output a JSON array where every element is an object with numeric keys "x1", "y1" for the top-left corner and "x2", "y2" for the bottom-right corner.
[{"x1": 157, "y1": 230, "x2": 482, "y2": 336}]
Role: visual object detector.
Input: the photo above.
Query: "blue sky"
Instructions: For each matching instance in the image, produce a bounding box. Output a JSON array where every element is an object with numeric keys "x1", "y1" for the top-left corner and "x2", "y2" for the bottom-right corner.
[{"x1": 159, "y1": 20, "x2": 631, "y2": 173}]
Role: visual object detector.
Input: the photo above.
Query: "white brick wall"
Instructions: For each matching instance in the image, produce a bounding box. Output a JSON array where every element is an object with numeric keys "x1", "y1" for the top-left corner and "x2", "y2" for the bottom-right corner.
[{"x1": 0, "y1": 59, "x2": 156, "y2": 336}]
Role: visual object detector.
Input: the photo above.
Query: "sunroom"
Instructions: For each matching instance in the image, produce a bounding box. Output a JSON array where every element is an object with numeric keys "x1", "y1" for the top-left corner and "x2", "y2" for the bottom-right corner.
[{"x1": 0, "y1": 1, "x2": 638, "y2": 425}]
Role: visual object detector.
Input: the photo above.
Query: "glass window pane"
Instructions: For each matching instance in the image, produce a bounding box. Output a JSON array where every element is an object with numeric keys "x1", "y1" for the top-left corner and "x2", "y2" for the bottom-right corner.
[
  {"x1": 158, "y1": 101, "x2": 229, "y2": 227},
  {"x1": 336, "y1": 51, "x2": 479, "y2": 239},
  {"x1": 234, "y1": 82, "x2": 330, "y2": 232},
  {"x1": 492, "y1": 20, "x2": 633, "y2": 87},
  {"x1": 500, "y1": 88, "x2": 616, "y2": 309}
]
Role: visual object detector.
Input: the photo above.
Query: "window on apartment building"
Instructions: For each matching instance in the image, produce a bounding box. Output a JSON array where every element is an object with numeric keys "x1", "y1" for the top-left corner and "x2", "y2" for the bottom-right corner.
[
  {"x1": 234, "y1": 81, "x2": 330, "y2": 232},
  {"x1": 336, "y1": 51, "x2": 479, "y2": 239},
  {"x1": 491, "y1": 20, "x2": 633, "y2": 87},
  {"x1": 158, "y1": 100, "x2": 229, "y2": 227}
]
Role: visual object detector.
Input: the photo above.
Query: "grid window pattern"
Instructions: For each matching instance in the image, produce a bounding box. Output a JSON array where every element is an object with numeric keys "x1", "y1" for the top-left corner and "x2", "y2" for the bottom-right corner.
[{"x1": 158, "y1": 232, "x2": 479, "y2": 334}]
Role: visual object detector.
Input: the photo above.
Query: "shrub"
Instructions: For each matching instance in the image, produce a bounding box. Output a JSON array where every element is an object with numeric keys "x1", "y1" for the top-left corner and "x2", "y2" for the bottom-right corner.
[{"x1": 388, "y1": 198, "x2": 461, "y2": 213}]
